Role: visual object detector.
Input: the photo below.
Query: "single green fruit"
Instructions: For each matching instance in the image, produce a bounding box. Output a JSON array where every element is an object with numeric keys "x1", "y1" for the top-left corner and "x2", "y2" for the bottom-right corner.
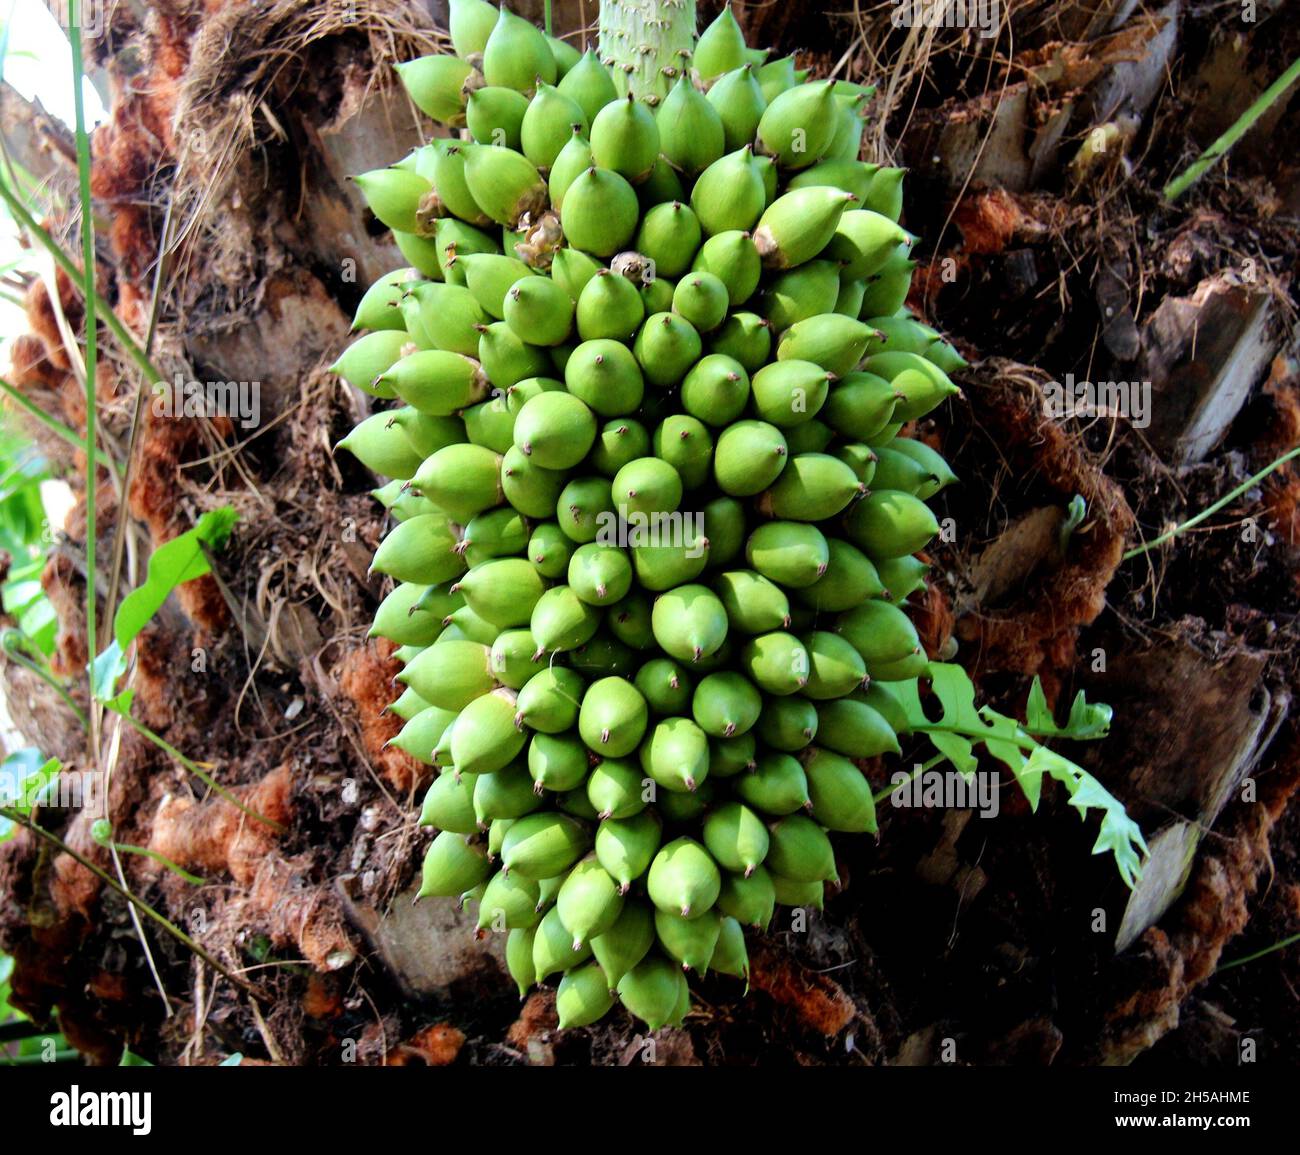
[
  {"x1": 576, "y1": 270, "x2": 646, "y2": 342},
  {"x1": 557, "y1": 855, "x2": 625, "y2": 948},
  {"x1": 617, "y1": 954, "x2": 687, "y2": 1031},
  {"x1": 757, "y1": 452, "x2": 864, "y2": 521},
  {"x1": 371, "y1": 513, "x2": 465, "y2": 585},
  {"x1": 552, "y1": 246, "x2": 604, "y2": 300},
  {"x1": 709, "y1": 311, "x2": 772, "y2": 371},
  {"x1": 579, "y1": 676, "x2": 649, "y2": 758},
  {"x1": 503, "y1": 811, "x2": 590, "y2": 880},
  {"x1": 707, "y1": 63, "x2": 767, "y2": 152},
  {"x1": 527, "y1": 731, "x2": 590, "y2": 793},
  {"x1": 559, "y1": 50, "x2": 620, "y2": 124},
  {"x1": 462, "y1": 144, "x2": 548, "y2": 226},
  {"x1": 530, "y1": 584, "x2": 602, "y2": 655},
  {"x1": 672, "y1": 272, "x2": 729, "y2": 333},
  {"x1": 777, "y1": 314, "x2": 873, "y2": 377},
  {"x1": 657, "y1": 73, "x2": 725, "y2": 177},
  {"x1": 477, "y1": 869, "x2": 543, "y2": 931},
  {"x1": 634, "y1": 657, "x2": 692, "y2": 715},
  {"x1": 590, "y1": 93, "x2": 660, "y2": 181},
  {"x1": 419, "y1": 762, "x2": 478, "y2": 832},
  {"x1": 635, "y1": 201, "x2": 702, "y2": 278},
  {"x1": 693, "y1": 231, "x2": 762, "y2": 307},
  {"x1": 565, "y1": 338, "x2": 645, "y2": 416},
  {"x1": 844, "y1": 488, "x2": 940, "y2": 558},
  {"x1": 766, "y1": 814, "x2": 838, "y2": 884},
  {"x1": 452, "y1": 557, "x2": 545, "y2": 628},
  {"x1": 512, "y1": 390, "x2": 596, "y2": 469},
  {"x1": 757, "y1": 78, "x2": 837, "y2": 168},
  {"x1": 556, "y1": 960, "x2": 616, "y2": 1029},
  {"x1": 633, "y1": 312, "x2": 703, "y2": 387},
  {"x1": 482, "y1": 5, "x2": 557, "y2": 92},
  {"x1": 694, "y1": 6, "x2": 748, "y2": 80},
  {"x1": 466, "y1": 86, "x2": 531, "y2": 150},
  {"x1": 451, "y1": 687, "x2": 526, "y2": 775},
  {"x1": 655, "y1": 907, "x2": 722, "y2": 972},
  {"x1": 331, "y1": 330, "x2": 408, "y2": 394},
  {"x1": 801, "y1": 630, "x2": 868, "y2": 699},
  {"x1": 749, "y1": 359, "x2": 832, "y2": 428},
  {"x1": 612, "y1": 457, "x2": 682, "y2": 519},
  {"x1": 532, "y1": 905, "x2": 593, "y2": 981},
  {"x1": 651, "y1": 414, "x2": 713, "y2": 488},
  {"x1": 703, "y1": 801, "x2": 770, "y2": 875},
  {"x1": 336, "y1": 410, "x2": 425, "y2": 479},
  {"x1": 398, "y1": 638, "x2": 494, "y2": 709},
  {"x1": 520, "y1": 82, "x2": 589, "y2": 169},
  {"x1": 690, "y1": 146, "x2": 766, "y2": 236},
  {"x1": 515, "y1": 666, "x2": 585, "y2": 733},
  {"x1": 503, "y1": 275, "x2": 575, "y2": 347},
  {"x1": 735, "y1": 752, "x2": 812, "y2": 815},
  {"x1": 596, "y1": 810, "x2": 662, "y2": 891},
  {"x1": 502, "y1": 444, "x2": 567, "y2": 518},
  {"x1": 590, "y1": 901, "x2": 655, "y2": 989},
  {"x1": 396, "y1": 54, "x2": 475, "y2": 124},
  {"x1": 753, "y1": 695, "x2": 819, "y2": 752},
  {"x1": 804, "y1": 747, "x2": 877, "y2": 834},
  {"x1": 692, "y1": 671, "x2": 762, "y2": 738},
  {"x1": 650, "y1": 584, "x2": 728, "y2": 664},
  {"x1": 712, "y1": 420, "x2": 788, "y2": 496},
  {"x1": 412, "y1": 442, "x2": 503, "y2": 523},
  {"x1": 417, "y1": 830, "x2": 491, "y2": 899},
  {"x1": 640, "y1": 716, "x2": 710, "y2": 793},
  {"x1": 718, "y1": 865, "x2": 775, "y2": 930},
  {"x1": 506, "y1": 926, "x2": 537, "y2": 997},
  {"x1": 821, "y1": 371, "x2": 900, "y2": 440},
  {"x1": 814, "y1": 697, "x2": 901, "y2": 757},
  {"x1": 824, "y1": 210, "x2": 910, "y2": 279},
  {"x1": 746, "y1": 520, "x2": 829, "y2": 588},
  {"x1": 647, "y1": 837, "x2": 721, "y2": 919},
  {"x1": 561, "y1": 166, "x2": 640, "y2": 256},
  {"x1": 754, "y1": 186, "x2": 856, "y2": 268},
  {"x1": 586, "y1": 757, "x2": 648, "y2": 820}
]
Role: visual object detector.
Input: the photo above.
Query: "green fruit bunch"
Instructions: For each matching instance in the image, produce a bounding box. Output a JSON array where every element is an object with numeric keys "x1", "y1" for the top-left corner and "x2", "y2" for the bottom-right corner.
[{"x1": 335, "y1": 1, "x2": 965, "y2": 1033}]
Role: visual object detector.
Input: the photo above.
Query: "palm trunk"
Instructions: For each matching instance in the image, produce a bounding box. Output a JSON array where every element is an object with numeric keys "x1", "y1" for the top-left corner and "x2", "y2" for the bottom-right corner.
[{"x1": 598, "y1": 0, "x2": 697, "y2": 101}]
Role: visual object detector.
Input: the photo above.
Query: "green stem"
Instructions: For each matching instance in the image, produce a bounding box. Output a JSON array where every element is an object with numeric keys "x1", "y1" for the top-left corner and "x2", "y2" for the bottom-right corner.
[
  {"x1": 1165, "y1": 55, "x2": 1300, "y2": 202},
  {"x1": 0, "y1": 376, "x2": 117, "y2": 471},
  {"x1": 872, "y1": 751, "x2": 948, "y2": 805},
  {"x1": 1216, "y1": 931, "x2": 1300, "y2": 972},
  {"x1": 1123, "y1": 446, "x2": 1300, "y2": 561},
  {"x1": 1, "y1": 630, "x2": 88, "y2": 728},
  {"x1": 598, "y1": 0, "x2": 697, "y2": 102},
  {"x1": 109, "y1": 842, "x2": 206, "y2": 886}
]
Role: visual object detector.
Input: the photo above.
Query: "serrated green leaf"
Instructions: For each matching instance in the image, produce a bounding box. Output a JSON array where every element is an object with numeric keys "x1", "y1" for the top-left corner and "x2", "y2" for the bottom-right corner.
[{"x1": 1024, "y1": 678, "x2": 1112, "y2": 740}]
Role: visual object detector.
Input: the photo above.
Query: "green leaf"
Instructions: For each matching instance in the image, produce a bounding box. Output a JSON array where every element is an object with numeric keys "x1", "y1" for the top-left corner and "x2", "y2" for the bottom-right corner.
[
  {"x1": 0, "y1": 749, "x2": 60, "y2": 816},
  {"x1": 927, "y1": 730, "x2": 977, "y2": 777},
  {"x1": 1024, "y1": 678, "x2": 1112, "y2": 740},
  {"x1": 119, "y1": 1048, "x2": 154, "y2": 1066},
  {"x1": 219, "y1": 1052, "x2": 244, "y2": 1066},
  {"x1": 91, "y1": 508, "x2": 238, "y2": 705}
]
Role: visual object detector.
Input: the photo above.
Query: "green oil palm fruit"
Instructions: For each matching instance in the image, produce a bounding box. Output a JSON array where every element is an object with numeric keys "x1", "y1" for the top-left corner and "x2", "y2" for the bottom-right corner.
[
  {"x1": 579, "y1": 676, "x2": 649, "y2": 758},
  {"x1": 647, "y1": 837, "x2": 721, "y2": 919},
  {"x1": 556, "y1": 960, "x2": 616, "y2": 1028},
  {"x1": 757, "y1": 54, "x2": 798, "y2": 103},
  {"x1": 631, "y1": 529, "x2": 716, "y2": 594},
  {"x1": 586, "y1": 757, "x2": 647, "y2": 820},
  {"x1": 462, "y1": 144, "x2": 548, "y2": 227},
  {"x1": 399, "y1": 638, "x2": 495, "y2": 709},
  {"x1": 709, "y1": 915, "x2": 750, "y2": 982},
  {"x1": 512, "y1": 391, "x2": 597, "y2": 471},
  {"x1": 466, "y1": 85, "x2": 530, "y2": 150},
  {"x1": 924, "y1": 338, "x2": 967, "y2": 374},
  {"x1": 590, "y1": 93, "x2": 660, "y2": 181},
  {"x1": 395, "y1": 55, "x2": 475, "y2": 124},
  {"x1": 714, "y1": 569, "x2": 790, "y2": 634},
  {"x1": 713, "y1": 419, "x2": 787, "y2": 495},
  {"x1": 835, "y1": 441, "x2": 878, "y2": 486},
  {"x1": 638, "y1": 275, "x2": 675, "y2": 314},
  {"x1": 703, "y1": 801, "x2": 770, "y2": 875},
  {"x1": 836, "y1": 598, "x2": 921, "y2": 665},
  {"x1": 520, "y1": 82, "x2": 589, "y2": 170},
  {"x1": 618, "y1": 954, "x2": 687, "y2": 1030},
  {"x1": 576, "y1": 270, "x2": 645, "y2": 342},
  {"x1": 845, "y1": 488, "x2": 940, "y2": 559},
  {"x1": 551, "y1": 246, "x2": 603, "y2": 301},
  {"x1": 503, "y1": 811, "x2": 589, "y2": 881},
  {"x1": 740, "y1": 631, "x2": 810, "y2": 696},
  {"x1": 718, "y1": 865, "x2": 775, "y2": 929},
  {"x1": 477, "y1": 320, "x2": 553, "y2": 387},
  {"x1": 820, "y1": 371, "x2": 899, "y2": 440},
  {"x1": 862, "y1": 352, "x2": 960, "y2": 421},
  {"x1": 388, "y1": 408, "x2": 465, "y2": 459},
  {"x1": 786, "y1": 158, "x2": 879, "y2": 199},
  {"x1": 454, "y1": 558, "x2": 545, "y2": 629},
  {"x1": 482, "y1": 5, "x2": 556, "y2": 91},
  {"x1": 815, "y1": 697, "x2": 901, "y2": 757},
  {"x1": 477, "y1": 869, "x2": 543, "y2": 931},
  {"x1": 533, "y1": 905, "x2": 593, "y2": 981},
  {"x1": 757, "y1": 79, "x2": 837, "y2": 169},
  {"x1": 655, "y1": 907, "x2": 721, "y2": 973},
  {"x1": 825, "y1": 92, "x2": 867, "y2": 163},
  {"x1": 352, "y1": 267, "x2": 418, "y2": 333},
  {"x1": 420, "y1": 768, "x2": 479, "y2": 834},
  {"x1": 866, "y1": 648, "x2": 929, "y2": 681},
  {"x1": 506, "y1": 926, "x2": 537, "y2": 997},
  {"x1": 694, "y1": 6, "x2": 747, "y2": 80},
  {"x1": 777, "y1": 314, "x2": 873, "y2": 377},
  {"x1": 860, "y1": 682, "x2": 910, "y2": 734},
  {"x1": 371, "y1": 581, "x2": 443, "y2": 647},
  {"x1": 590, "y1": 901, "x2": 655, "y2": 989},
  {"x1": 693, "y1": 231, "x2": 761, "y2": 307},
  {"x1": 526, "y1": 523, "x2": 574, "y2": 583},
  {"x1": 803, "y1": 748, "x2": 877, "y2": 834},
  {"x1": 418, "y1": 831, "x2": 491, "y2": 899},
  {"x1": 515, "y1": 666, "x2": 584, "y2": 733},
  {"x1": 869, "y1": 444, "x2": 935, "y2": 495},
  {"x1": 371, "y1": 513, "x2": 465, "y2": 585},
  {"x1": 408, "y1": 281, "x2": 491, "y2": 356},
  {"x1": 567, "y1": 542, "x2": 633, "y2": 607},
  {"x1": 679, "y1": 354, "x2": 749, "y2": 428},
  {"x1": 612, "y1": 456, "x2": 683, "y2": 519},
  {"x1": 689, "y1": 146, "x2": 766, "y2": 236},
  {"x1": 757, "y1": 452, "x2": 864, "y2": 521},
  {"x1": 762, "y1": 260, "x2": 842, "y2": 331},
  {"x1": 529, "y1": 584, "x2": 602, "y2": 656},
  {"x1": 596, "y1": 809, "x2": 662, "y2": 892},
  {"x1": 837, "y1": 277, "x2": 868, "y2": 317},
  {"x1": 795, "y1": 632, "x2": 864, "y2": 704},
  {"x1": 735, "y1": 752, "x2": 811, "y2": 815},
  {"x1": 336, "y1": 411, "x2": 424, "y2": 479},
  {"x1": 556, "y1": 855, "x2": 625, "y2": 948},
  {"x1": 608, "y1": 593, "x2": 655, "y2": 650},
  {"x1": 633, "y1": 312, "x2": 703, "y2": 388},
  {"x1": 754, "y1": 186, "x2": 855, "y2": 268},
  {"x1": 452, "y1": 688, "x2": 526, "y2": 775},
  {"x1": 672, "y1": 273, "x2": 729, "y2": 333},
  {"x1": 753, "y1": 695, "x2": 818, "y2": 752},
  {"x1": 392, "y1": 704, "x2": 455, "y2": 766},
  {"x1": 393, "y1": 229, "x2": 444, "y2": 278},
  {"x1": 754, "y1": 152, "x2": 778, "y2": 206},
  {"x1": 502, "y1": 444, "x2": 567, "y2": 517},
  {"x1": 590, "y1": 418, "x2": 652, "y2": 477},
  {"x1": 767, "y1": 814, "x2": 838, "y2": 884},
  {"x1": 378, "y1": 349, "x2": 491, "y2": 416},
  {"x1": 392, "y1": 643, "x2": 426, "y2": 664},
  {"x1": 390, "y1": 685, "x2": 433, "y2": 723},
  {"x1": 646, "y1": 418, "x2": 710, "y2": 495},
  {"x1": 634, "y1": 657, "x2": 692, "y2": 715},
  {"x1": 461, "y1": 505, "x2": 530, "y2": 563},
  {"x1": 875, "y1": 554, "x2": 930, "y2": 602},
  {"x1": 556, "y1": 475, "x2": 614, "y2": 542},
  {"x1": 570, "y1": 632, "x2": 638, "y2": 677},
  {"x1": 561, "y1": 166, "x2": 640, "y2": 256},
  {"x1": 412, "y1": 442, "x2": 502, "y2": 523},
  {"x1": 650, "y1": 583, "x2": 728, "y2": 664},
  {"x1": 331, "y1": 330, "x2": 407, "y2": 394},
  {"x1": 862, "y1": 314, "x2": 939, "y2": 358},
  {"x1": 692, "y1": 672, "x2": 762, "y2": 738},
  {"x1": 657, "y1": 73, "x2": 725, "y2": 176},
  {"x1": 863, "y1": 165, "x2": 905, "y2": 221},
  {"x1": 889, "y1": 437, "x2": 957, "y2": 498},
  {"x1": 659, "y1": 781, "x2": 717, "y2": 827},
  {"x1": 429, "y1": 144, "x2": 494, "y2": 227},
  {"x1": 707, "y1": 64, "x2": 766, "y2": 152},
  {"x1": 458, "y1": 253, "x2": 533, "y2": 320},
  {"x1": 548, "y1": 33, "x2": 582, "y2": 75},
  {"x1": 771, "y1": 874, "x2": 824, "y2": 910},
  {"x1": 489, "y1": 629, "x2": 547, "y2": 689},
  {"x1": 640, "y1": 715, "x2": 710, "y2": 794},
  {"x1": 448, "y1": 0, "x2": 498, "y2": 55},
  {"x1": 443, "y1": 603, "x2": 500, "y2": 645},
  {"x1": 746, "y1": 520, "x2": 829, "y2": 587},
  {"x1": 565, "y1": 338, "x2": 645, "y2": 416},
  {"x1": 558, "y1": 50, "x2": 618, "y2": 122},
  {"x1": 632, "y1": 157, "x2": 683, "y2": 211},
  {"x1": 784, "y1": 419, "x2": 835, "y2": 456},
  {"x1": 633, "y1": 201, "x2": 701, "y2": 279},
  {"x1": 390, "y1": 484, "x2": 447, "y2": 521},
  {"x1": 709, "y1": 732, "x2": 758, "y2": 779},
  {"x1": 701, "y1": 495, "x2": 746, "y2": 568},
  {"x1": 709, "y1": 311, "x2": 771, "y2": 370},
  {"x1": 547, "y1": 128, "x2": 594, "y2": 211},
  {"x1": 461, "y1": 396, "x2": 515, "y2": 454},
  {"x1": 750, "y1": 359, "x2": 832, "y2": 428},
  {"x1": 527, "y1": 731, "x2": 589, "y2": 793}
]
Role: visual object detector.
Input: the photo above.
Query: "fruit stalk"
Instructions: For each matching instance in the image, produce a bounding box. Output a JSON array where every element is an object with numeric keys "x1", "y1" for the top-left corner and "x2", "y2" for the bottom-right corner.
[{"x1": 598, "y1": 0, "x2": 697, "y2": 102}]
